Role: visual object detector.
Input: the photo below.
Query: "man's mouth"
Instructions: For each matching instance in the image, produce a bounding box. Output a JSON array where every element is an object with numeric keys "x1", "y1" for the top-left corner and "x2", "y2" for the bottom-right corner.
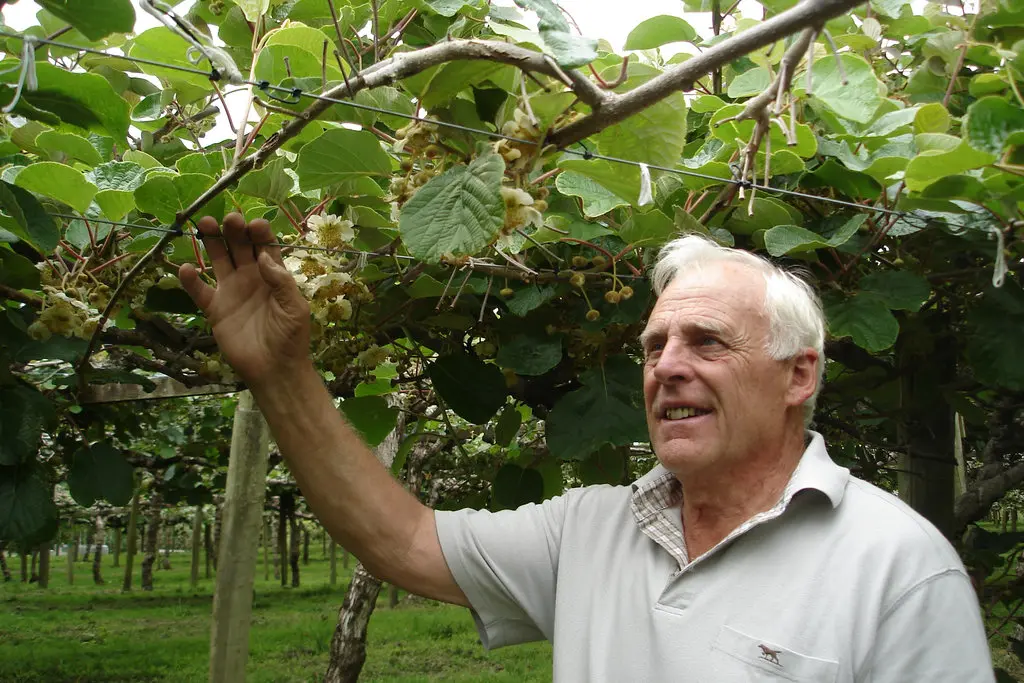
[{"x1": 664, "y1": 407, "x2": 712, "y2": 420}]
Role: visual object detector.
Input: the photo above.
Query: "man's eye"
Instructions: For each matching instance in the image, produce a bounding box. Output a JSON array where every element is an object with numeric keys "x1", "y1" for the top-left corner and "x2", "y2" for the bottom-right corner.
[{"x1": 700, "y1": 337, "x2": 721, "y2": 347}]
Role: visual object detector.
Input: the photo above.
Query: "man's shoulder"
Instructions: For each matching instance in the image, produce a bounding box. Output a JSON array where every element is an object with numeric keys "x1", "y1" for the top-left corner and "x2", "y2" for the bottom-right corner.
[{"x1": 833, "y1": 475, "x2": 963, "y2": 568}]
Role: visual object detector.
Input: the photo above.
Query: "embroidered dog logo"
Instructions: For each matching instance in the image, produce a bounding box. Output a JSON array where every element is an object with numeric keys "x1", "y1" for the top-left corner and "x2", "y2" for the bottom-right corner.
[{"x1": 759, "y1": 644, "x2": 782, "y2": 666}]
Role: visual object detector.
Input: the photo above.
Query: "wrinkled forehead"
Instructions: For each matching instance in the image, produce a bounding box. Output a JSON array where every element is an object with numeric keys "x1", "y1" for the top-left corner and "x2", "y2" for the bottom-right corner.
[{"x1": 645, "y1": 261, "x2": 769, "y2": 329}]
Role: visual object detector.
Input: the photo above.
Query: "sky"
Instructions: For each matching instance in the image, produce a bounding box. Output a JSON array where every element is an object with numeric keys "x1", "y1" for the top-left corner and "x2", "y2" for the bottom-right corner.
[{"x1": 1, "y1": 0, "x2": 754, "y2": 143}]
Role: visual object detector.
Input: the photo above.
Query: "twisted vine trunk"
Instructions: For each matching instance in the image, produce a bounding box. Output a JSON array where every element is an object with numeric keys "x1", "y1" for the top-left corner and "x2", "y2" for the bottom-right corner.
[
  {"x1": 278, "y1": 492, "x2": 292, "y2": 587},
  {"x1": 190, "y1": 505, "x2": 203, "y2": 590},
  {"x1": 141, "y1": 493, "x2": 162, "y2": 591},
  {"x1": 92, "y1": 515, "x2": 105, "y2": 585},
  {"x1": 37, "y1": 540, "x2": 49, "y2": 588},
  {"x1": 290, "y1": 515, "x2": 300, "y2": 588},
  {"x1": 324, "y1": 399, "x2": 406, "y2": 683},
  {"x1": 122, "y1": 487, "x2": 140, "y2": 592},
  {"x1": 0, "y1": 542, "x2": 11, "y2": 582}
]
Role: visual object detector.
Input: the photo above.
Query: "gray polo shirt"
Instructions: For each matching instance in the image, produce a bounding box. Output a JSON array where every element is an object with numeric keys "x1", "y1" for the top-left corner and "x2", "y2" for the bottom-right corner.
[{"x1": 435, "y1": 432, "x2": 994, "y2": 682}]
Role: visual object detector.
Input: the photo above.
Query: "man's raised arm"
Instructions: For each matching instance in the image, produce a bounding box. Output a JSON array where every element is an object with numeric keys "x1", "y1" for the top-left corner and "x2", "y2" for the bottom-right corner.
[{"x1": 178, "y1": 212, "x2": 467, "y2": 606}]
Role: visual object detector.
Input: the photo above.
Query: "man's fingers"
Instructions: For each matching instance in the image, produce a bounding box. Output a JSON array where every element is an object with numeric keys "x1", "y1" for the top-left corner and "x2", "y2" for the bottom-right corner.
[
  {"x1": 248, "y1": 218, "x2": 283, "y2": 267},
  {"x1": 196, "y1": 215, "x2": 233, "y2": 278},
  {"x1": 257, "y1": 251, "x2": 303, "y2": 314},
  {"x1": 222, "y1": 212, "x2": 256, "y2": 267},
  {"x1": 179, "y1": 263, "x2": 215, "y2": 312}
]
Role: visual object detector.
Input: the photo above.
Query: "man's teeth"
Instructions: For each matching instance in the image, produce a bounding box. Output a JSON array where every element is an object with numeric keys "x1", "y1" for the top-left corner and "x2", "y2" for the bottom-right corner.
[{"x1": 665, "y1": 407, "x2": 708, "y2": 420}]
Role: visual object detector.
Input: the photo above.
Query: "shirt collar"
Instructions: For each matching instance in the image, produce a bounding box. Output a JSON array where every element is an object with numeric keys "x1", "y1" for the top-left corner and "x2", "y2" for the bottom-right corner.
[{"x1": 631, "y1": 430, "x2": 849, "y2": 510}]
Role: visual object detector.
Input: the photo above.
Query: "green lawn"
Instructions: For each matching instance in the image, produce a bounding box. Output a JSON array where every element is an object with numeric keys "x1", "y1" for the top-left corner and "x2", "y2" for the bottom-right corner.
[{"x1": 0, "y1": 548, "x2": 552, "y2": 682}]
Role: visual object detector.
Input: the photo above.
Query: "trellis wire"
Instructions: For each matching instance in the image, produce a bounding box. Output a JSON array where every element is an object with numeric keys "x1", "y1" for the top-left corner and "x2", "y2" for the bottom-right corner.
[{"x1": 0, "y1": 30, "x2": 983, "y2": 240}]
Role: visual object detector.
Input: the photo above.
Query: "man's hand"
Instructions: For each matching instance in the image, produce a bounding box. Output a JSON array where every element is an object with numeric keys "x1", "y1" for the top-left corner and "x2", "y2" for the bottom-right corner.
[{"x1": 178, "y1": 213, "x2": 311, "y2": 387}]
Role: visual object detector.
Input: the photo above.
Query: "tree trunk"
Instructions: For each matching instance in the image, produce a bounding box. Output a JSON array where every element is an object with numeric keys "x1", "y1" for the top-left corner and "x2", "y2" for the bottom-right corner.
[
  {"x1": 141, "y1": 493, "x2": 162, "y2": 591},
  {"x1": 897, "y1": 318, "x2": 956, "y2": 539},
  {"x1": 71, "y1": 529, "x2": 79, "y2": 562},
  {"x1": 112, "y1": 526, "x2": 122, "y2": 568},
  {"x1": 30, "y1": 549, "x2": 37, "y2": 583},
  {"x1": 82, "y1": 524, "x2": 93, "y2": 562},
  {"x1": 278, "y1": 493, "x2": 291, "y2": 587},
  {"x1": 160, "y1": 522, "x2": 173, "y2": 571},
  {"x1": 92, "y1": 515, "x2": 105, "y2": 585},
  {"x1": 330, "y1": 540, "x2": 337, "y2": 587},
  {"x1": 1002, "y1": 506, "x2": 1010, "y2": 533},
  {"x1": 324, "y1": 401, "x2": 406, "y2": 682},
  {"x1": 303, "y1": 524, "x2": 310, "y2": 566},
  {"x1": 20, "y1": 551, "x2": 27, "y2": 582},
  {"x1": 212, "y1": 496, "x2": 223, "y2": 571},
  {"x1": 67, "y1": 527, "x2": 76, "y2": 586},
  {"x1": 389, "y1": 584, "x2": 400, "y2": 608},
  {"x1": 37, "y1": 541, "x2": 49, "y2": 588},
  {"x1": 323, "y1": 564, "x2": 385, "y2": 683},
  {"x1": 208, "y1": 390, "x2": 271, "y2": 683},
  {"x1": 204, "y1": 523, "x2": 213, "y2": 579},
  {"x1": 290, "y1": 515, "x2": 301, "y2": 588},
  {"x1": 191, "y1": 505, "x2": 203, "y2": 591},
  {"x1": 122, "y1": 486, "x2": 140, "y2": 592},
  {"x1": 1014, "y1": 508, "x2": 1019, "y2": 533},
  {"x1": 0, "y1": 543, "x2": 11, "y2": 582}
]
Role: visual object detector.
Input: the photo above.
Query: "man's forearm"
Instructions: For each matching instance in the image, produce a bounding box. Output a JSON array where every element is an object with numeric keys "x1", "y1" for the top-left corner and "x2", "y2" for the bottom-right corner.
[{"x1": 247, "y1": 362, "x2": 428, "y2": 585}]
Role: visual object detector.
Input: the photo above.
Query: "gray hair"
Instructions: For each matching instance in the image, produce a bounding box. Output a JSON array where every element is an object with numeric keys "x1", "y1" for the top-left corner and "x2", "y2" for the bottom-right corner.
[{"x1": 649, "y1": 234, "x2": 826, "y2": 425}]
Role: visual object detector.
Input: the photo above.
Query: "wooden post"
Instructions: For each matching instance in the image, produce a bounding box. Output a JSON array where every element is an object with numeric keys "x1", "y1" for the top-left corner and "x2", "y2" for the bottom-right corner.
[
  {"x1": 262, "y1": 517, "x2": 270, "y2": 582},
  {"x1": 122, "y1": 486, "x2": 140, "y2": 592},
  {"x1": 209, "y1": 391, "x2": 270, "y2": 683},
  {"x1": 191, "y1": 505, "x2": 203, "y2": 591},
  {"x1": 92, "y1": 515, "x2": 105, "y2": 585}
]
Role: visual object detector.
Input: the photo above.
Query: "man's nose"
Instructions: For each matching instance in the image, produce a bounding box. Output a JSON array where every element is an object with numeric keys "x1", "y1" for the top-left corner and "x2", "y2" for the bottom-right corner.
[{"x1": 651, "y1": 339, "x2": 695, "y2": 384}]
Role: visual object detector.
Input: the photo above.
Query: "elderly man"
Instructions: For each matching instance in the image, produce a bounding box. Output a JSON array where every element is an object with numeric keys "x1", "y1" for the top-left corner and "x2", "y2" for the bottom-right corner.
[{"x1": 181, "y1": 213, "x2": 993, "y2": 682}]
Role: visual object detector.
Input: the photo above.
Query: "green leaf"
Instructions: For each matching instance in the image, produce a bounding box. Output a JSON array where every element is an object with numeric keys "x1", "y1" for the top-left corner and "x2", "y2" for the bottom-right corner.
[
  {"x1": 89, "y1": 161, "x2": 147, "y2": 221},
  {"x1": 0, "y1": 463, "x2": 58, "y2": 546},
  {"x1": 15, "y1": 162, "x2": 97, "y2": 214},
  {"x1": 904, "y1": 140, "x2": 997, "y2": 192},
  {"x1": 421, "y1": 61, "x2": 509, "y2": 109},
  {"x1": 513, "y1": 0, "x2": 597, "y2": 67},
  {"x1": 423, "y1": 0, "x2": 479, "y2": 16},
  {"x1": 728, "y1": 66, "x2": 772, "y2": 98},
  {"x1": 555, "y1": 170, "x2": 630, "y2": 217},
  {"x1": 725, "y1": 197, "x2": 801, "y2": 235},
  {"x1": 624, "y1": 15, "x2": 697, "y2": 50},
  {"x1": 546, "y1": 355, "x2": 647, "y2": 460},
  {"x1": 339, "y1": 396, "x2": 399, "y2": 447},
  {"x1": 594, "y1": 68, "x2": 687, "y2": 168},
  {"x1": 497, "y1": 335, "x2": 562, "y2": 375},
  {"x1": 0, "y1": 181, "x2": 59, "y2": 253},
  {"x1": 296, "y1": 128, "x2": 391, "y2": 191},
  {"x1": 134, "y1": 174, "x2": 224, "y2": 224},
  {"x1": 35, "y1": 131, "x2": 102, "y2": 165},
  {"x1": 399, "y1": 154, "x2": 505, "y2": 263},
  {"x1": 806, "y1": 54, "x2": 884, "y2": 123},
  {"x1": 914, "y1": 102, "x2": 951, "y2": 134},
  {"x1": 0, "y1": 63, "x2": 130, "y2": 142},
  {"x1": 619, "y1": 209, "x2": 676, "y2": 247},
  {"x1": 580, "y1": 445, "x2": 627, "y2": 485},
  {"x1": 826, "y1": 293, "x2": 899, "y2": 352},
  {"x1": 504, "y1": 284, "x2": 558, "y2": 317},
  {"x1": 0, "y1": 249, "x2": 40, "y2": 290},
  {"x1": 805, "y1": 159, "x2": 881, "y2": 200},
  {"x1": 494, "y1": 405, "x2": 522, "y2": 447},
  {"x1": 966, "y1": 284, "x2": 1024, "y2": 390},
  {"x1": 68, "y1": 443, "x2": 135, "y2": 507},
  {"x1": 492, "y1": 463, "x2": 544, "y2": 510},
  {"x1": 0, "y1": 384, "x2": 55, "y2": 466},
  {"x1": 127, "y1": 28, "x2": 215, "y2": 101},
  {"x1": 428, "y1": 353, "x2": 507, "y2": 424},
  {"x1": 964, "y1": 96, "x2": 1024, "y2": 157},
  {"x1": 763, "y1": 215, "x2": 864, "y2": 257},
  {"x1": 237, "y1": 156, "x2": 295, "y2": 204},
  {"x1": 558, "y1": 158, "x2": 644, "y2": 206},
  {"x1": 859, "y1": 271, "x2": 931, "y2": 311},
  {"x1": 230, "y1": 0, "x2": 271, "y2": 22},
  {"x1": 37, "y1": 0, "x2": 135, "y2": 41}
]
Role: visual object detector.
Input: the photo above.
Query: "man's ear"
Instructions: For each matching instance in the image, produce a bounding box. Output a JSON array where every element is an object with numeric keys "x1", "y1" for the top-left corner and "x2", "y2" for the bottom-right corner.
[{"x1": 785, "y1": 348, "x2": 819, "y2": 408}]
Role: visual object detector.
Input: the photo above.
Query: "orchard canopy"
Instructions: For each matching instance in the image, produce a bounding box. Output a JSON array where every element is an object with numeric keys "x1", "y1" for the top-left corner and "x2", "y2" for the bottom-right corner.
[{"x1": 1, "y1": 0, "x2": 1023, "y2": 561}]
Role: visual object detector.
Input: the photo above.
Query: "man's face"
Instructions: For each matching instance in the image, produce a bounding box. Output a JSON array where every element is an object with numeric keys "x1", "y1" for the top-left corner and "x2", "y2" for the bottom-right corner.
[{"x1": 641, "y1": 262, "x2": 804, "y2": 477}]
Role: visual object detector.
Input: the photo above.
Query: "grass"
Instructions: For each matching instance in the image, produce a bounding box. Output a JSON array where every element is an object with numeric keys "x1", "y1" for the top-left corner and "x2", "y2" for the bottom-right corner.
[{"x1": 0, "y1": 547, "x2": 552, "y2": 682}]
